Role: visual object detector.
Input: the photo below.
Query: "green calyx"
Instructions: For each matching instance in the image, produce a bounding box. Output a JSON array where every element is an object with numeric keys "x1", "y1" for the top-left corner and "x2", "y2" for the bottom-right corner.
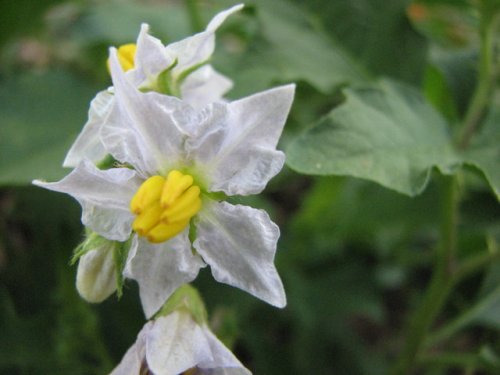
[
  {"x1": 155, "y1": 284, "x2": 208, "y2": 325},
  {"x1": 71, "y1": 230, "x2": 131, "y2": 299},
  {"x1": 148, "y1": 58, "x2": 211, "y2": 97}
]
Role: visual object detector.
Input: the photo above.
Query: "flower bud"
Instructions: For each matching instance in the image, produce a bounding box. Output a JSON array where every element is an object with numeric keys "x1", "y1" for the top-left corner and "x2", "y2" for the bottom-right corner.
[{"x1": 76, "y1": 243, "x2": 117, "y2": 303}]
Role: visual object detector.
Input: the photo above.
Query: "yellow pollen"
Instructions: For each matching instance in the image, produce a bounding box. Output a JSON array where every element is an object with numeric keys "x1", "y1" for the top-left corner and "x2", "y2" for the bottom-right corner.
[
  {"x1": 107, "y1": 43, "x2": 137, "y2": 72},
  {"x1": 130, "y1": 171, "x2": 202, "y2": 243}
]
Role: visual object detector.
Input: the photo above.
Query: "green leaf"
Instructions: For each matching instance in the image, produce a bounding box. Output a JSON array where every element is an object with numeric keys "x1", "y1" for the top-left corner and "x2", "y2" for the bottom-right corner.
[
  {"x1": 0, "y1": 70, "x2": 98, "y2": 185},
  {"x1": 423, "y1": 64, "x2": 459, "y2": 121},
  {"x1": 287, "y1": 79, "x2": 459, "y2": 196},
  {"x1": 291, "y1": 0, "x2": 429, "y2": 84},
  {"x1": 221, "y1": 0, "x2": 366, "y2": 97},
  {"x1": 464, "y1": 108, "x2": 500, "y2": 200}
]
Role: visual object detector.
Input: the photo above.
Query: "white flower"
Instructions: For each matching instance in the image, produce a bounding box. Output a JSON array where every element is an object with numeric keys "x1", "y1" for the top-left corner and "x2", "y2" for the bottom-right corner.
[
  {"x1": 110, "y1": 310, "x2": 251, "y2": 375},
  {"x1": 34, "y1": 30, "x2": 294, "y2": 319},
  {"x1": 63, "y1": 4, "x2": 243, "y2": 168}
]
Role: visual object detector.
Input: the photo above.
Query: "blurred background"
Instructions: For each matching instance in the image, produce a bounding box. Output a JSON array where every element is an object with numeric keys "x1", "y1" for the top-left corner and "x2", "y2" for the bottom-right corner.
[{"x1": 1, "y1": 0, "x2": 499, "y2": 374}]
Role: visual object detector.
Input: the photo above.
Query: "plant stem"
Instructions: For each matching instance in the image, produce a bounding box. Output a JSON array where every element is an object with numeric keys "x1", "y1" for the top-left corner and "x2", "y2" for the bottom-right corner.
[
  {"x1": 454, "y1": 248, "x2": 500, "y2": 283},
  {"x1": 390, "y1": 176, "x2": 459, "y2": 375},
  {"x1": 418, "y1": 352, "x2": 486, "y2": 371},
  {"x1": 186, "y1": 0, "x2": 204, "y2": 33},
  {"x1": 425, "y1": 284, "x2": 500, "y2": 347},
  {"x1": 457, "y1": 8, "x2": 499, "y2": 150}
]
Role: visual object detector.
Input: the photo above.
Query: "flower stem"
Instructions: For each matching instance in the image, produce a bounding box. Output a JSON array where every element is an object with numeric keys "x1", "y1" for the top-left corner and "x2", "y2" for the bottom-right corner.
[
  {"x1": 186, "y1": 0, "x2": 204, "y2": 33},
  {"x1": 457, "y1": 7, "x2": 499, "y2": 150},
  {"x1": 390, "y1": 176, "x2": 459, "y2": 375}
]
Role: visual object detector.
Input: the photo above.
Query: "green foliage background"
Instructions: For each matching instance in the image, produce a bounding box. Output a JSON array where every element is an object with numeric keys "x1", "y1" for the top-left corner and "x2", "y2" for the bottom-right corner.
[{"x1": 0, "y1": 0, "x2": 499, "y2": 374}]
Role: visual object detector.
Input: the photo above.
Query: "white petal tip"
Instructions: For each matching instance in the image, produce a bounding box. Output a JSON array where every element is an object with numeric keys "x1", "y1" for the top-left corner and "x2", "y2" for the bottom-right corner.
[{"x1": 206, "y1": 4, "x2": 245, "y2": 31}]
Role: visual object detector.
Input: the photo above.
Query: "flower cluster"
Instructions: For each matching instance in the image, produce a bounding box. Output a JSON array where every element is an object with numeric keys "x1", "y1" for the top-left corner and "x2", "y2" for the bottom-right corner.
[{"x1": 34, "y1": 4, "x2": 294, "y2": 374}]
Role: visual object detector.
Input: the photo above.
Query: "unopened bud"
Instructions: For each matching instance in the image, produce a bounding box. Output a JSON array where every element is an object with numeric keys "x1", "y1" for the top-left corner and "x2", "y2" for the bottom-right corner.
[{"x1": 76, "y1": 243, "x2": 117, "y2": 303}]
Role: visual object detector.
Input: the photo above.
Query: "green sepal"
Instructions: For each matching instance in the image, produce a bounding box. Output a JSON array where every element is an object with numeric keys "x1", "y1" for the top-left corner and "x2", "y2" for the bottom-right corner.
[
  {"x1": 96, "y1": 154, "x2": 118, "y2": 170},
  {"x1": 71, "y1": 230, "x2": 132, "y2": 299},
  {"x1": 204, "y1": 191, "x2": 227, "y2": 202},
  {"x1": 154, "y1": 284, "x2": 208, "y2": 325},
  {"x1": 156, "y1": 58, "x2": 179, "y2": 96},
  {"x1": 70, "y1": 230, "x2": 110, "y2": 266},
  {"x1": 112, "y1": 237, "x2": 132, "y2": 299},
  {"x1": 188, "y1": 221, "x2": 198, "y2": 247}
]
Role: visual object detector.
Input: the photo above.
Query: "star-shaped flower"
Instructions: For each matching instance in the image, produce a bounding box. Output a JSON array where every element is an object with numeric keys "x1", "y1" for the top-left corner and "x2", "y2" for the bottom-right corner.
[
  {"x1": 111, "y1": 310, "x2": 251, "y2": 375},
  {"x1": 63, "y1": 4, "x2": 243, "y2": 168},
  {"x1": 34, "y1": 44, "x2": 295, "y2": 317}
]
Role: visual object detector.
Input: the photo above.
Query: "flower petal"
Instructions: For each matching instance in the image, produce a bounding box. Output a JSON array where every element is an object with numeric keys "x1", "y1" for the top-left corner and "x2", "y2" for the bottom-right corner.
[
  {"x1": 124, "y1": 231, "x2": 205, "y2": 318},
  {"x1": 194, "y1": 201, "x2": 286, "y2": 308},
  {"x1": 33, "y1": 160, "x2": 140, "y2": 240},
  {"x1": 110, "y1": 322, "x2": 149, "y2": 375},
  {"x1": 105, "y1": 49, "x2": 193, "y2": 176},
  {"x1": 63, "y1": 90, "x2": 114, "y2": 168},
  {"x1": 146, "y1": 311, "x2": 211, "y2": 375},
  {"x1": 206, "y1": 4, "x2": 244, "y2": 31},
  {"x1": 198, "y1": 326, "x2": 251, "y2": 374},
  {"x1": 187, "y1": 85, "x2": 295, "y2": 195},
  {"x1": 130, "y1": 23, "x2": 172, "y2": 88},
  {"x1": 166, "y1": 4, "x2": 244, "y2": 75},
  {"x1": 181, "y1": 65, "x2": 233, "y2": 110}
]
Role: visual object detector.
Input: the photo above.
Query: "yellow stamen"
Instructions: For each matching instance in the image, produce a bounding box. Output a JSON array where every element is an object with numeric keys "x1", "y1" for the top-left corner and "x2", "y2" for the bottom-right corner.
[
  {"x1": 161, "y1": 170, "x2": 194, "y2": 207},
  {"x1": 107, "y1": 43, "x2": 137, "y2": 72},
  {"x1": 147, "y1": 220, "x2": 190, "y2": 243},
  {"x1": 130, "y1": 171, "x2": 202, "y2": 244},
  {"x1": 130, "y1": 175, "x2": 165, "y2": 214},
  {"x1": 161, "y1": 186, "x2": 201, "y2": 223},
  {"x1": 132, "y1": 204, "x2": 163, "y2": 236}
]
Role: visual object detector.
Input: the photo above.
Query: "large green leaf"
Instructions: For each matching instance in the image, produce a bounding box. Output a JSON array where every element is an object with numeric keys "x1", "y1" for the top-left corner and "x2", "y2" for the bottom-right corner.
[
  {"x1": 0, "y1": 70, "x2": 98, "y2": 185},
  {"x1": 220, "y1": 0, "x2": 367, "y2": 97},
  {"x1": 464, "y1": 108, "x2": 500, "y2": 200},
  {"x1": 291, "y1": 0, "x2": 428, "y2": 84},
  {"x1": 286, "y1": 79, "x2": 459, "y2": 196}
]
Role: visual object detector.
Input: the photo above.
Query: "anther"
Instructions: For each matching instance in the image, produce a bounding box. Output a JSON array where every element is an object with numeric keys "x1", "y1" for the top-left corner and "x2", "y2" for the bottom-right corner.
[
  {"x1": 130, "y1": 175, "x2": 165, "y2": 214},
  {"x1": 130, "y1": 171, "x2": 202, "y2": 244},
  {"x1": 161, "y1": 170, "x2": 194, "y2": 207}
]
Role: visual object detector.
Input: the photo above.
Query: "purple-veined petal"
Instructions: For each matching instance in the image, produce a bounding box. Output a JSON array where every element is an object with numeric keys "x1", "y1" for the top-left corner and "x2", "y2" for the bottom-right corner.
[{"x1": 194, "y1": 201, "x2": 286, "y2": 308}]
